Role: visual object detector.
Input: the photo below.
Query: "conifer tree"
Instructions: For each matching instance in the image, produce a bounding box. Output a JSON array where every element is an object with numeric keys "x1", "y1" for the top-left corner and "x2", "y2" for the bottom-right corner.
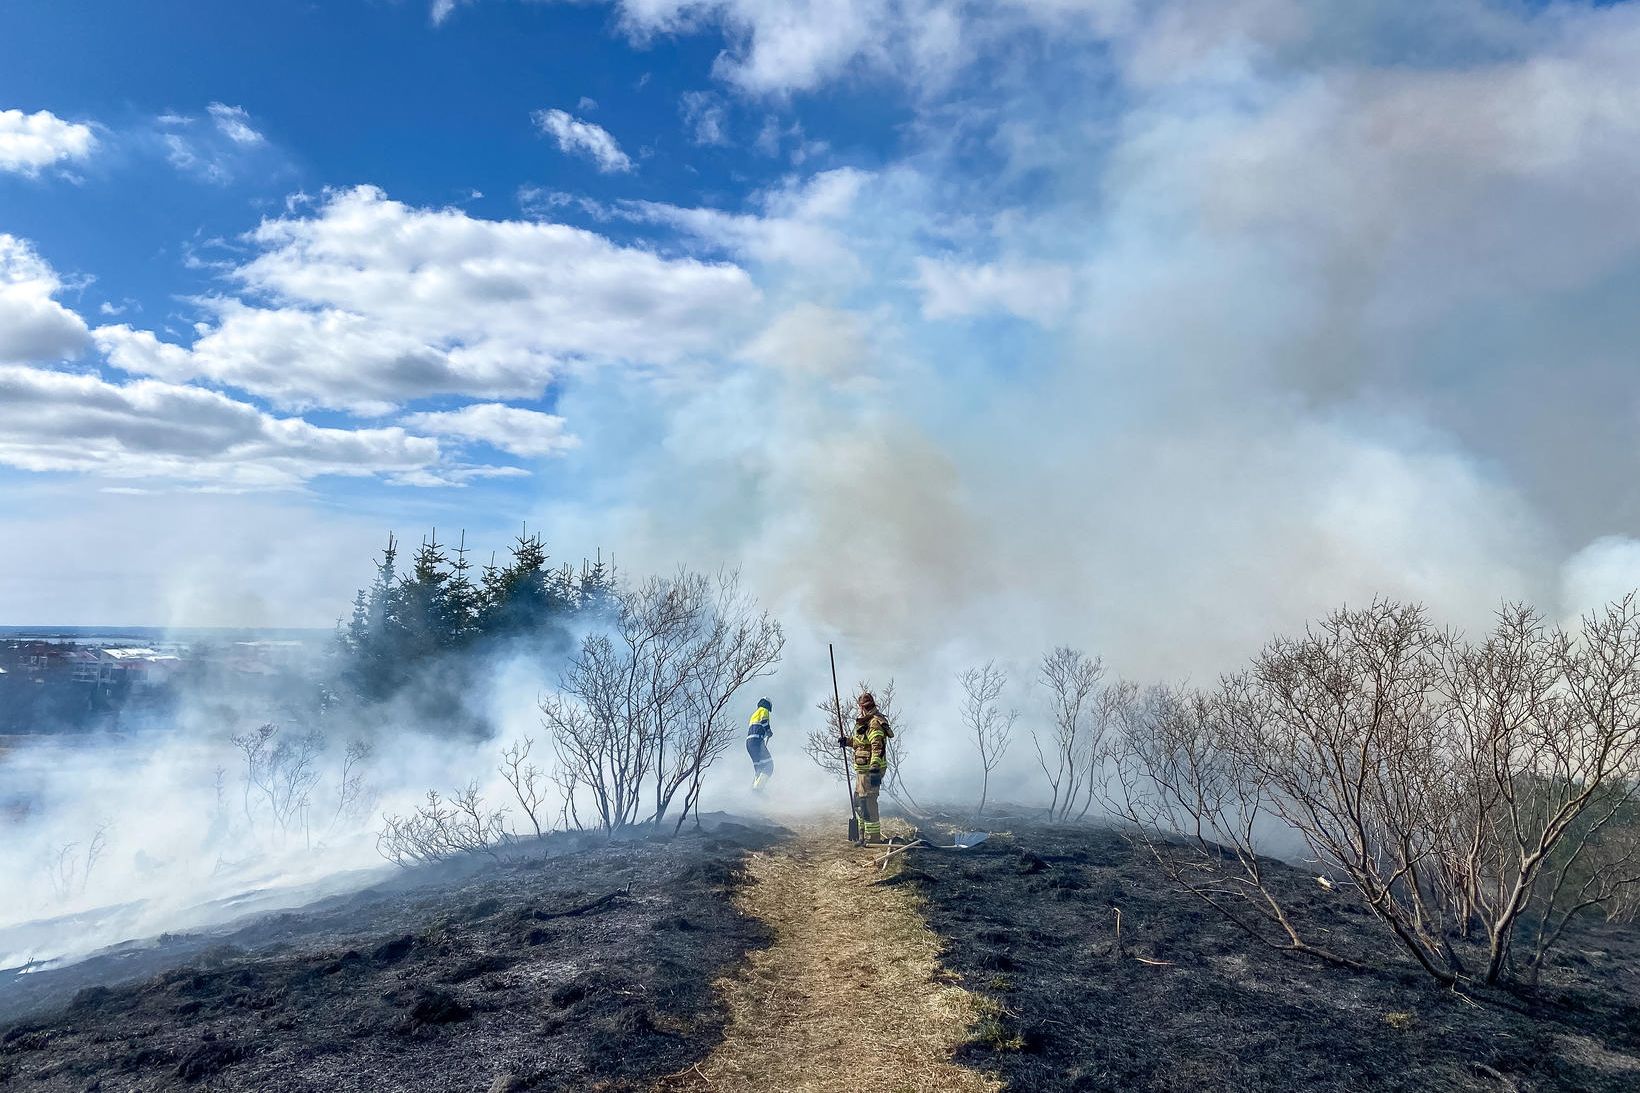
[
  {"x1": 349, "y1": 533, "x2": 400, "y2": 698},
  {"x1": 479, "y1": 526, "x2": 562, "y2": 636},
  {"x1": 446, "y1": 531, "x2": 481, "y2": 645},
  {"x1": 396, "y1": 530, "x2": 453, "y2": 662}
]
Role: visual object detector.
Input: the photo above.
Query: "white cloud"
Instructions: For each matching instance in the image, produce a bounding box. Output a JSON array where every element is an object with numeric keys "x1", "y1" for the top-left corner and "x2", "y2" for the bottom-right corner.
[
  {"x1": 157, "y1": 106, "x2": 276, "y2": 182},
  {"x1": 0, "y1": 235, "x2": 91, "y2": 365},
  {"x1": 915, "y1": 257, "x2": 1075, "y2": 324},
  {"x1": 163, "y1": 132, "x2": 226, "y2": 182},
  {"x1": 0, "y1": 365, "x2": 441, "y2": 488},
  {"x1": 207, "y1": 102, "x2": 266, "y2": 145},
  {"x1": 0, "y1": 108, "x2": 96, "y2": 176},
  {"x1": 403, "y1": 403, "x2": 580, "y2": 457},
  {"x1": 525, "y1": 0, "x2": 1640, "y2": 728},
  {"x1": 680, "y1": 90, "x2": 729, "y2": 145},
  {"x1": 430, "y1": 0, "x2": 469, "y2": 24},
  {"x1": 95, "y1": 186, "x2": 760, "y2": 412},
  {"x1": 533, "y1": 108, "x2": 634, "y2": 172},
  {"x1": 611, "y1": 0, "x2": 965, "y2": 95},
  {"x1": 624, "y1": 168, "x2": 869, "y2": 277}
]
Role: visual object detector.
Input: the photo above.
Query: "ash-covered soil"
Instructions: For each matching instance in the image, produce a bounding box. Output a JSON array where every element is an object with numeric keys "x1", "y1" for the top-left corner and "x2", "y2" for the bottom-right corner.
[
  {"x1": 0, "y1": 819, "x2": 778, "y2": 1092},
  {"x1": 905, "y1": 820, "x2": 1640, "y2": 1093}
]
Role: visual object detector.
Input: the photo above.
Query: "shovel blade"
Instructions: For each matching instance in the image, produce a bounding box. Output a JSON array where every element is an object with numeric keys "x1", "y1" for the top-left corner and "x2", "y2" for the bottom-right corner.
[{"x1": 848, "y1": 816, "x2": 860, "y2": 843}]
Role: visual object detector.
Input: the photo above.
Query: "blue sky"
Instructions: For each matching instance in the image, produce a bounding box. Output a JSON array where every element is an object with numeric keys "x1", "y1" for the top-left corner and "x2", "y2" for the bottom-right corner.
[{"x1": 4, "y1": 1, "x2": 1640, "y2": 671}]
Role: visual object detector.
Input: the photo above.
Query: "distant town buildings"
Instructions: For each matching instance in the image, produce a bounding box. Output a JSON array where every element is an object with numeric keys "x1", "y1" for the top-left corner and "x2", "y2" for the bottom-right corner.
[
  {"x1": 0, "y1": 641, "x2": 184, "y2": 688},
  {"x1": 0, "y1": 635, "x2": 326, "y2": 734}
]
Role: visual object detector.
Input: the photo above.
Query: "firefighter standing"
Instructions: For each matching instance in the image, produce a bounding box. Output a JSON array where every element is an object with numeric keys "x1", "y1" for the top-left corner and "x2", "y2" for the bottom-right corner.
[
  {"x1": 838, "y1": 691, "x2": 893, "y2": 844},
  {"x1": 747, "y1": 697, "x2": 775, "y2": 790}
]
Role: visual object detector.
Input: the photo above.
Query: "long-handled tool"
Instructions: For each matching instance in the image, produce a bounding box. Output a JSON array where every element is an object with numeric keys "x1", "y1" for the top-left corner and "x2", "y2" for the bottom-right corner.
[{"x1": 830, "y1": 643, "x2": 859, "y2": 844}]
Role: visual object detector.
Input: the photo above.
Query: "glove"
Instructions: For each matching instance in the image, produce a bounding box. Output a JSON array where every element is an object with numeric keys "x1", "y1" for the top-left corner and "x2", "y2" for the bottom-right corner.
[
  {"x1": 837, "y1": 736, "x2": 852, "y2": 749},
  {"x1": 867, "y1": 770, "x2": 884, "y2": 789}
]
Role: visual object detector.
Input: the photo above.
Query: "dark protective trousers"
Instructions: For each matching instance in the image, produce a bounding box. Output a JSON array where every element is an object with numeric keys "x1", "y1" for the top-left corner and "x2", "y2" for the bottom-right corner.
[{"x1": 747, "y1": 736, "x2": 773, "y2": 778}]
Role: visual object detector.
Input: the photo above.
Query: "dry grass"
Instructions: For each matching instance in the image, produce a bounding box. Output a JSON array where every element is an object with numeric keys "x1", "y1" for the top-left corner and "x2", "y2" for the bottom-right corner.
[{"x1": 656, "y1": 818, "x2": 1001, "y2": 1093}]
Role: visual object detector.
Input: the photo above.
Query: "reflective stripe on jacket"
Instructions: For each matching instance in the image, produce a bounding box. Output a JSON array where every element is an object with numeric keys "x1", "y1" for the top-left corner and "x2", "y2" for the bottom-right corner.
[
  {"x1": 850, "y1": 713, "x2": 891, "y2": 772},
  {"x1": 747, "y1": 702, "x2": 772, "y2": 741}
]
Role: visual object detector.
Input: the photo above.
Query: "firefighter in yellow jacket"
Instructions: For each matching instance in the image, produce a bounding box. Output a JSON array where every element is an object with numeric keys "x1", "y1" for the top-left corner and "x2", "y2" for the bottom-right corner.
[{"x1": 837, "y1": 691, "x2": 893, "y2": 844}]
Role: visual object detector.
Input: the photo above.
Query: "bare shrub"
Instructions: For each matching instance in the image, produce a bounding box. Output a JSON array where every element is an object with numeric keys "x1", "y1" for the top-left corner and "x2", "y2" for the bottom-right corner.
[
  {"x1": 1433, "y1": 600, "x2": 1640, "y2": 982},
  {"x1": 1118, "y1": 596, "x2": 1640, "y2": 987},
  {"x1": 329, "y1": 739, "x2": 375, "y2": 830},
  {"x1": 233, "y1": 723, "x2": 325, "y2": 846},
  {"x1": 959, "y1": 661, "x2": 1017, "y2": 820},
  {"x1": 1034, "y1": 647, "x2": 1131, "y2": 822},
  {"x1": 377, "y1": 784, "x2": 508, "y2": 866},
  {"x1": 500, "y1": 736, "x2": 550, "y2": 838},
  {"x1": 1114, "y1": 684, "x2": 1352, "y2": 965},
  {"x1": 1231, "y1": 601, "x2": 1460, "y2": 982},
  {"x1": 542, "y1": 569, "x2": 783, "y2": 833},
  {"x1": 46, "y1": 822, "x2": 109, "y2": 903}
]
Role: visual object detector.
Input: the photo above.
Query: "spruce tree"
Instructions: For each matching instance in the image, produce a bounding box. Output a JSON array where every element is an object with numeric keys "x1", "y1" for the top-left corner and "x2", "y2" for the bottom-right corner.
[
  {"x1": 352, "y1": 533, "x2": 400, "y2": 698},
  {"x1": 397, "y1": 529, "x2": 453, "y2": 661},
  {"x1": 446, "y1": 531, "x2": 481, "y2": 646}
]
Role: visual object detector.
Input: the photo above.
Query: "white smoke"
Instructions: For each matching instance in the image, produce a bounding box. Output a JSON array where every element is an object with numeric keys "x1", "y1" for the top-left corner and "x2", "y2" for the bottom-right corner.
[{"x1": 10, "y1": 0, "x2": 1640, "y2": 965}]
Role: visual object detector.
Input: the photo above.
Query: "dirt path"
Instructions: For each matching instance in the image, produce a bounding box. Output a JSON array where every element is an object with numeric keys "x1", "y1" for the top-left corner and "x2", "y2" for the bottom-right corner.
[{"x1": 659, "y1": 821, "x2": 1001, "y2": 1093}]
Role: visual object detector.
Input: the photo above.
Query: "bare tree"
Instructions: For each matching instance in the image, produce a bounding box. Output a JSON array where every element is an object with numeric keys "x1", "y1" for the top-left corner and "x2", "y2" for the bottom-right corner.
[
  {"x1": 233, "y1": 724, "x2": 325, "y2": 845},
  {"x1": 1119, "y1": 597, "x2": 1640, "y2": 988},
  {"x1": 1114, "y1": 684, "x2": 1352, "y2": 965},
  {"x1": 1035, "y1": 647, "x2": 1126, "y2": 822},
  {"x1": 1074, "y1": 679, "x2": 1139, "y2": 821},
  {"x1": 500, "y1": 736, "x2": 550, "y2": 838},
  {"x1": 960, "y1": 661, "x2": 1017, "y2": 820},
  {"x1": 329, "y1": 739, "x2": 375, "y2": 832},
  {"x1": 542, "y1": 569, "x2": 783, "y2": 833},
  {"x1": 46, "y1": 822, "x2": 109, "y2": 903},
  {"x1": 1433, "y1": 599, "x2": 1640, "y2": 983},
  {"x1": 377, "y1": 784, "x2": 508, "y2": 866},
  {"x1": 655, "y1": 574, "x2": 785, "y2": 832},
  {"x1": 1231, "y1": 602, "x2": 1460, "y2": 983}
]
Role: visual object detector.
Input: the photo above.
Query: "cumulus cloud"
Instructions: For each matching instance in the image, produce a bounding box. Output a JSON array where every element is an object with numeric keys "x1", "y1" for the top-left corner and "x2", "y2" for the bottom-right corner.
[
  {"x1": 0, "y1": 235, "x2": 91, "y2": 365},
  {"x1": 96, "y1": 185, "x2": 760, "y2": 412},
  {"x1": 0, "y1": 108, "x2": 96, "y2": 176},
  {"x1": 533, "y1": 108, "x2": 634, "y2": 172},
  {"x1": 0, "y1": 365, "x2": 441, "y2": 488},
  {"x1": 404, "y1": 403, "x2": 579, "y2": 457},
  {"x1": 523, "y1": 0, "x2": 1640, "y2": 748}
]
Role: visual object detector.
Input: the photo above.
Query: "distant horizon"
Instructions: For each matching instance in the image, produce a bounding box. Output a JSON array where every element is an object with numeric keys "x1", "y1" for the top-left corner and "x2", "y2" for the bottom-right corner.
[{"x1": 0, "y1": 625, "x2": 333, "y2": 637}]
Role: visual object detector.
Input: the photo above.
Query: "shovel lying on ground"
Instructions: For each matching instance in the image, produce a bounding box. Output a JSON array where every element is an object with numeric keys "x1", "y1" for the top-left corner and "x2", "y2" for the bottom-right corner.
[{"x1": 872, "y1": 830, "x2": 990, "y2": 870}]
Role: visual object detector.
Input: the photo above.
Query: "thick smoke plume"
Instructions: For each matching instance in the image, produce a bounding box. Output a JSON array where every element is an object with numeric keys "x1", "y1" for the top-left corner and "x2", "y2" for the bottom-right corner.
[{"x1": 9, "y1": 0, "x2": 1640, "y2": 969}]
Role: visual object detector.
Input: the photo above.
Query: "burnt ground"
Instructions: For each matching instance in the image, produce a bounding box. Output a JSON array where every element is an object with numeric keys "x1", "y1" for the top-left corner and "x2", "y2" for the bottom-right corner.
[
  {"x1": 0, "y1": 818, "x2": 777, "y2": 1092},
  {"x1": 904, "y1": 818, "x2": 1640, "y2": 1093}
]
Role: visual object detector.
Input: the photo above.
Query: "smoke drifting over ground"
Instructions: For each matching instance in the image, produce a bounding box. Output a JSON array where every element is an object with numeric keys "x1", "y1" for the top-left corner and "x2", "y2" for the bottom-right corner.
[
  {"x1": 9, "y1": 0, "x2": 1640, "y2": 973},
  {"x1": 531, "y1": 1, "x2": 1640, "y2": 806}
]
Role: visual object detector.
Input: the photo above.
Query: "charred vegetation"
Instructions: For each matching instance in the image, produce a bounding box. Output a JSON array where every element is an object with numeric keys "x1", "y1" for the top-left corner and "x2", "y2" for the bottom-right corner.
[
  {"x1": 904, "y1": 819, "x2": 1640, "y2": 1092},
  {"x1": 0, "y1": 819, "x2": 779, "y2": 1092}
]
